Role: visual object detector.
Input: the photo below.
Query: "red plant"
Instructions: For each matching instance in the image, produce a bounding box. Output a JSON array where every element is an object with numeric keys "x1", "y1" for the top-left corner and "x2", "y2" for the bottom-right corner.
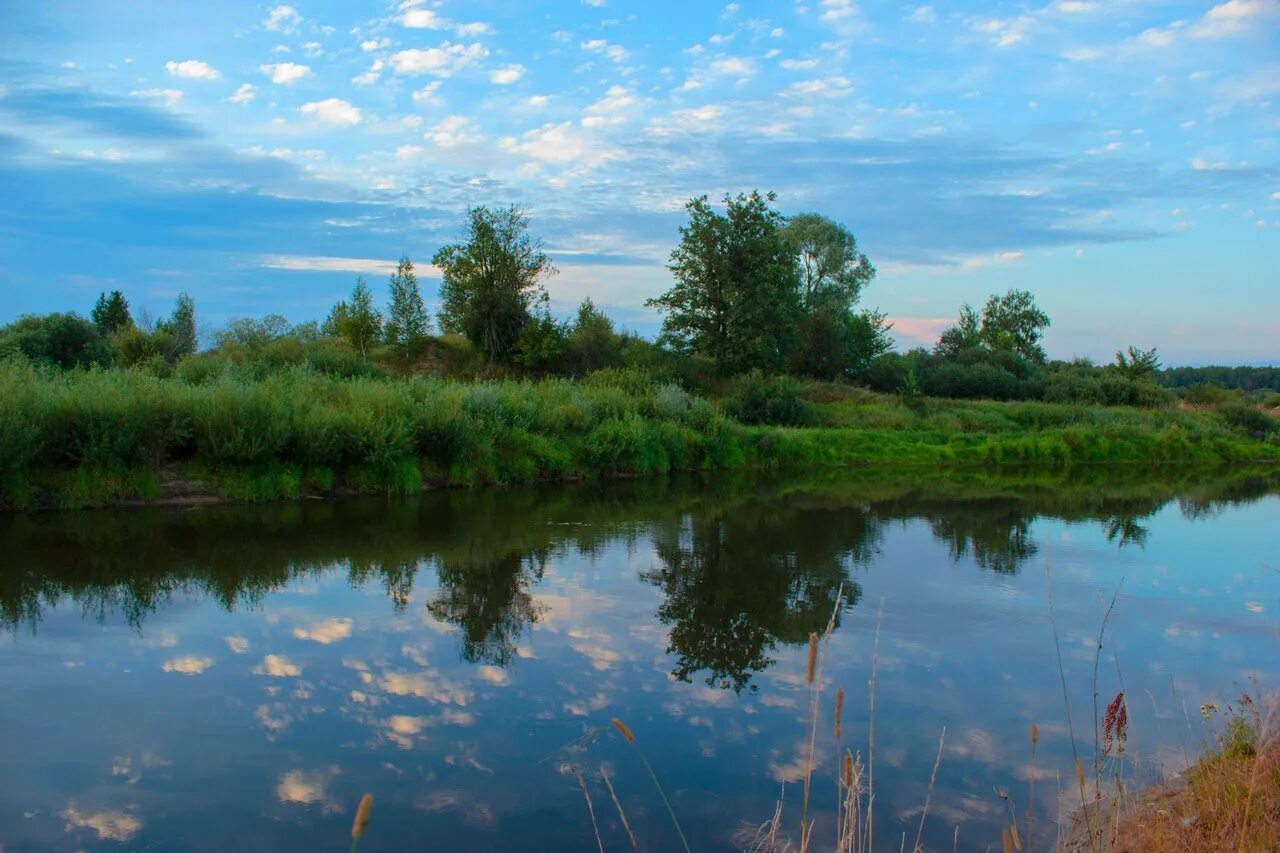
[{"x1": 1102, "y1": 691, "x2": 1128, "y2": 757}]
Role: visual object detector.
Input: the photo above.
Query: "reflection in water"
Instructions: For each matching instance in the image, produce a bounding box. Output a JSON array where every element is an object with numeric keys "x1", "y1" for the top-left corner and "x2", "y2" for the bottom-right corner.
[
  {"x1": 1, "y1": 468, "x2": 1278, "y2": 850},
  {"x1": 428, "y1": 550, "x2": 548, "y2": 667},
  {"x1": 644, "y1": 501, "x2": 868, "y2": 692}
]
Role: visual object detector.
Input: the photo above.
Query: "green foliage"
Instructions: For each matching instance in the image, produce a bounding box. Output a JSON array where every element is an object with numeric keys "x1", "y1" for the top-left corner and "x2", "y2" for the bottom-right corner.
[
  {"x1": 1113, "y1": 345, "x2": 1160, "y2": 380},
  {"x1": 1183, "y1": 383, "x2": 1235, "y2": 405},
  {"x1": 435, "y1": 205, "x2": 554, "y2": 363},
  {"x1": 384, "y1": 255, "x2": 430, "y2": 347},
  {"x1": 109, "y1": 325, "x2": 176, "y2": 367},
  {"x1": 1161, "y1": 365, "x2": 1280, "y2": 393},
  {"x1": 901, "y1": 369, "x2": 927, "y2": 415},
  {"x1": 650, "y1": 191, "x2": 802, "y2": 374},
  {"x1": 794, "y1": 307, "x2": 894, "y2": 380},
  {"x1": 168, "y1": 292, "x2": 197, "y2": 359},
  {"x1": 0, "y1": 313, "x2": 114, "y2": 368},
  {"x1": 511, "y1": 310, "x2": 568, "y2": 375},
  {"x1": 783, "y1": 212, "x2": 876, "y2": 309},
  {"x1": 725, "y1": 370, "x2": 814, "y2": 426},
  {"x1": 936, "y1": 289, "x2": 1051, "y2": 364},
  {"x1": 565, "y1": 298, "x2": 623, "y2": 375},
  {"x1": 91, "y1": 290, "x2": 132, "y2": 335},
  {"x1": 1217, "y1": 403, "x2": 1277, "y2": 438}
]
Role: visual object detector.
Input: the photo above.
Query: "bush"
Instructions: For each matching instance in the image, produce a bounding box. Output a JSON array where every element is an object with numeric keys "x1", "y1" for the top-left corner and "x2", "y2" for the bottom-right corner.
[
  {"x1": 859, "y1": 353, "x2": 909, "y2": 394},
  {"x1": 923, "y1": 361, "x2": 1021, "y2": 401},
  {"x1": 1218, "y1": 404, "x2": 1277, "y2": 438},
  {"x1": 725, "y1": 370, "x2": 814, "y2": 426},
  {"x1": 0, "y1": 313, "x2": 114, "y2": 369},
  {"x1": 1183, "y1": 383, "x2": 1234, "y2": 405}
]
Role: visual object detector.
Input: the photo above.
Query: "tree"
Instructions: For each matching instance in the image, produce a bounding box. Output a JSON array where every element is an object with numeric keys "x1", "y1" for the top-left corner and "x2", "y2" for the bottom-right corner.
[
  {"x1": 435, "y1": 206, "x2": 555, "y2": 364},
  {"x1": 976, "y1": 289, "x2": 1050, "y2": 362},
  {"x1": 384, "y1": 255, "x2": 430, "y2": 347},
  {"x1": 345, "y1": 278, "x2": 383, "y2": 358},
  {"x1": 91, "y1": 291, "x2": 132, "y2": 336},
  {"x1": 794, "y1": 306, "x2": 895, "y2": 381},
  {"x1": 648, "y1": 191, "x2": 802, "y2": 374},
  {"x1": 322, "y1": 301, "x2": 351, "y2": 339},
  {"x1": 0, "y1": 313, "x2": 114, "y2": 368},
  {"x1": 1113, "y1": 345, "x2": 1160, "y2": 380},
  {"x1": 783, "y1": 213, "x2": 876, "y2": 310},
  {"x1": 168, "y1": 292, "x2": 197, "y2": 358},
  {"x1": 565, "y1": 298, "x2": 622, "y2": 374},
  {"x1": 935, "y1": 289, "x2": 1050, "y2": 363}
]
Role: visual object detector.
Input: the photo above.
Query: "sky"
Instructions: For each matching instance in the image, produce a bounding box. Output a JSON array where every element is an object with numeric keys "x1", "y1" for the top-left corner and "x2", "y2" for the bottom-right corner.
[{"x1": 1, "y1": 0, "x2": 1277, "y2": 364}]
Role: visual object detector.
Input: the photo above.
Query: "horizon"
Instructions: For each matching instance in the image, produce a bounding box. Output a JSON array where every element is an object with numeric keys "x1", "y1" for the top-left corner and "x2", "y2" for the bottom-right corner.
[{"x1": 2, "y1": 0, "x2": 1277, "y2": 364}]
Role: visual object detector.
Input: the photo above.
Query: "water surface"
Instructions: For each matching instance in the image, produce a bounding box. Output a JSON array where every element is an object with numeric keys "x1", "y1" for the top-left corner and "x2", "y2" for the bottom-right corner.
[{"x1": 1, "y1": 469, "x2": 1277, "y2": 851}]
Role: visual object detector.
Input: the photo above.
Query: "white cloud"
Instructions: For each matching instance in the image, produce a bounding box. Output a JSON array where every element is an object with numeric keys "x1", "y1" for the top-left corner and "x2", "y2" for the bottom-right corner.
[
  {"x1": 227, "y1": 83, "x2": 256, "y2": 105},
  {"x1": 1191, "y1": 157, "x2": 1230, "y2": 170},
  {"x1": 164, "y1": 60, "x2": 219, "y2": 80},
  {"x1": 1137, "y1": 27, "x2": 1175, "y2": 46},
  {"x1": 1192, "y1": 0, "x2": 1280, "y2": 38},
  {"x1": 412, "y1": 81, "x2": 443, "y2": 102},
  {"x1": 499, "y1": 121, "x2": 616, "y2": 168},
  {"x1": 1052, "y1": 0, "x2": 1100, "y2": 12},
  {"x1": 583, "y1": 0, "x2": 606, "y2": 6},
  {"x1": 254, "y1": 654, "x2": 302, "y2": 677},
  {"x1": 820, "y1": 0, "x2": 857, "y2": 24},
  {"x1": 779, "y1": 58, "x2": 820, "y2": 70},
  {"x1": 353, "y1": 59, "x2": 384, "y2": 85},
  {"x1": 224, "y1": 635, "x2": 249, "y2": 653},
  {"x1": 390, "y1": 43, "x2": 489, "y2": 76},
  {"x1": 973, "y1": 16, "x2": 1033, "y2": 47},
  {"x1": 580, "y1": 39, "x2": 629, "y2": 63},
  {"x1": 456, "y1": 22, "x2": 493, "y2": 36},
  {"x1": 402, "y1": 8, "x2": 448, "y2": 29},
  {"x1": 1063, "y1": 48, "x2": 1101, "y2": 62},
  {"x1": 260, "y1": 62, "x2": 312, "y2": 84},
  {"x1": 130, "y1": 88, "x2": 183, "y2": 107},
  {"x1": 907, "y1": 4, "x2": 937, "y2": 22},
  {"x1": 710, "y1": 56, "x2": 754, "y2": 77},
  {"x1": 527, "y1": 94, "x2": 549, "y2": 107},
  {"x1": 293, "y1": 618, "x2": 354, "y2": 644},
  {"x1": 301, "y1": 42, "x2": 323, "y2": 58},
  {"x1": 162, "y1": 655, "x2": 214, "y2": 675},
  {"x1": 60, "y1": 805, "x2": 142, "y2": 842},
  {"x1": 299, "y1": 98, "x2": 362, "y2": 126},
  {"x1": 264, "y1": 5, "x2": 301, "y2": 33},
  {"x1": 425, "y1": 115, "x2": 481, "y2": 147},
  {"x1": 261, "y1": 255, "x2": 399, "y2": 274},
  {"x1": 490, "y1": 64, "x2": 525, "y2": 85}
]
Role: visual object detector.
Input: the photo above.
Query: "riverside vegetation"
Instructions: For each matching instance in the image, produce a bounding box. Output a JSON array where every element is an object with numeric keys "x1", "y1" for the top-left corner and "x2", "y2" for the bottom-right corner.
[{"x1": 1, "y1": 194, "x2": 1277, "y2": 509}]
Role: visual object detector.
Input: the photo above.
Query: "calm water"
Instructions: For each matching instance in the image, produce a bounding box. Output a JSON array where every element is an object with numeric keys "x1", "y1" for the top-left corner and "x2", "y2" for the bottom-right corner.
[{"x1": 1, "y1": 469, "x2": 1277, "y2": 851}]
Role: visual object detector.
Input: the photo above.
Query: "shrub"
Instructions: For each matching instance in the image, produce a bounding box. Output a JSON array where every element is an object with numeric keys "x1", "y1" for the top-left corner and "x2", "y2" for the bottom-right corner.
[
  {"x1": 1218, "y1": 404, "x2": 1277, "y2": 438},
  {"x1": 1183, "y1": 383, "x2": 1234, "y2": 405},
  {"x1": 0, "y1": 313, "x2": 114, "y2": 368},
  {"x1": 725, "y1": 370, "x2": 814, "y2": 426},
  {"x1": 923, "y1": 361, "x2": 1021, "y2": 400}
]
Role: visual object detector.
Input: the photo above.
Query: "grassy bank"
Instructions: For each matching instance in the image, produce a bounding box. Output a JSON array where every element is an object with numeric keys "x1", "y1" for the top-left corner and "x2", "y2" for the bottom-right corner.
[{"x1": 1, "y1": 359, "x2": 1276, "y2": 509}]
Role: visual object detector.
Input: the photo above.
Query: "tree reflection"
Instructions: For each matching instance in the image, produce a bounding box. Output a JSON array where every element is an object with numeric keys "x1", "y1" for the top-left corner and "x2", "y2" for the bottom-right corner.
[
  {"x1": 426, "y1": 548, "x2": 548, "y2": 667},
  {"x1": 642, "y1": 502, "x2": 869, "y2": 692}
]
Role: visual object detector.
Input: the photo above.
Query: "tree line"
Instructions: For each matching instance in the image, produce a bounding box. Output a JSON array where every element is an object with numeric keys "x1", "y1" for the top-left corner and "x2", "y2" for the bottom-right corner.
[{"x1": 1, "y1": 192, "x2": 1267, "y2": 407}]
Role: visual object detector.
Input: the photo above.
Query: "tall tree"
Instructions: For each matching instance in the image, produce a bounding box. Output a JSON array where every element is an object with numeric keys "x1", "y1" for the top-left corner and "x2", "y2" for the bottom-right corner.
[
  {"x1": 345, "y1": 278, "x2": 383, "y2": 358},
  {"x1": 935, "y1": 289, "x2": 1050, "y2": 363},
  {"x1": 649, "y1": 191, "x2": 802, "y2": 374},
  {"x1": 434, "y1": 206, "x2": 554, "y2": 363},
  {"x1": 169, "y1": 292, "x2": 197, "y2": 358},
  {"x1": 91, "y1": 291, "x2": 133, "y2": 336},
  {"x1": 384, "y1": 255, "x2": 430, "y2": 347},
  {"x1": 1113, "y1": 345, "x2": 1160, "y2": 380},
  {"x1": 783, "y1": 213, "x2": 876, "y2": 309}
]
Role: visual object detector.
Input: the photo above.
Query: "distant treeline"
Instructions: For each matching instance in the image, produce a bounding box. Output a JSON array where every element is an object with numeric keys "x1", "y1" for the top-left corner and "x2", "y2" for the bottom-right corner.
[{"x1": 1160, "y1": 365, "x2": 1280, "y2": 393}]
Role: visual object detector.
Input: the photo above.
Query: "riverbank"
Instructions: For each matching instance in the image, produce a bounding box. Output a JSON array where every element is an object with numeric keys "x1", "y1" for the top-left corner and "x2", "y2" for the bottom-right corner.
[{"x1": 2, "y1": 360, "x2": 1276, "y2": 510}]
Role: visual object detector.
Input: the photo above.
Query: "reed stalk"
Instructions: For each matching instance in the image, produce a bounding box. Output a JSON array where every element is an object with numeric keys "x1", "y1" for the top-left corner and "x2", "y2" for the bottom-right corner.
[{"x1": 612, "y1": 716, "x2": 690, "y2": 853}]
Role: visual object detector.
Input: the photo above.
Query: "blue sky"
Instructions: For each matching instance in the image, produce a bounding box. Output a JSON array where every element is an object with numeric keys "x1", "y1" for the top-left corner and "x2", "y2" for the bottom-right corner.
[{"x1": 1, "y1": 0, "x2": 1277, "y2": 364}]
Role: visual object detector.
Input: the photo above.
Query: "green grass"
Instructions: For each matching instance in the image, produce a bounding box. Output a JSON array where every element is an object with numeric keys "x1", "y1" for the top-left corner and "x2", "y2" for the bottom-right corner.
[{"x1": 1, "y1": 359, "x2": 1275, "y2": 509}]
